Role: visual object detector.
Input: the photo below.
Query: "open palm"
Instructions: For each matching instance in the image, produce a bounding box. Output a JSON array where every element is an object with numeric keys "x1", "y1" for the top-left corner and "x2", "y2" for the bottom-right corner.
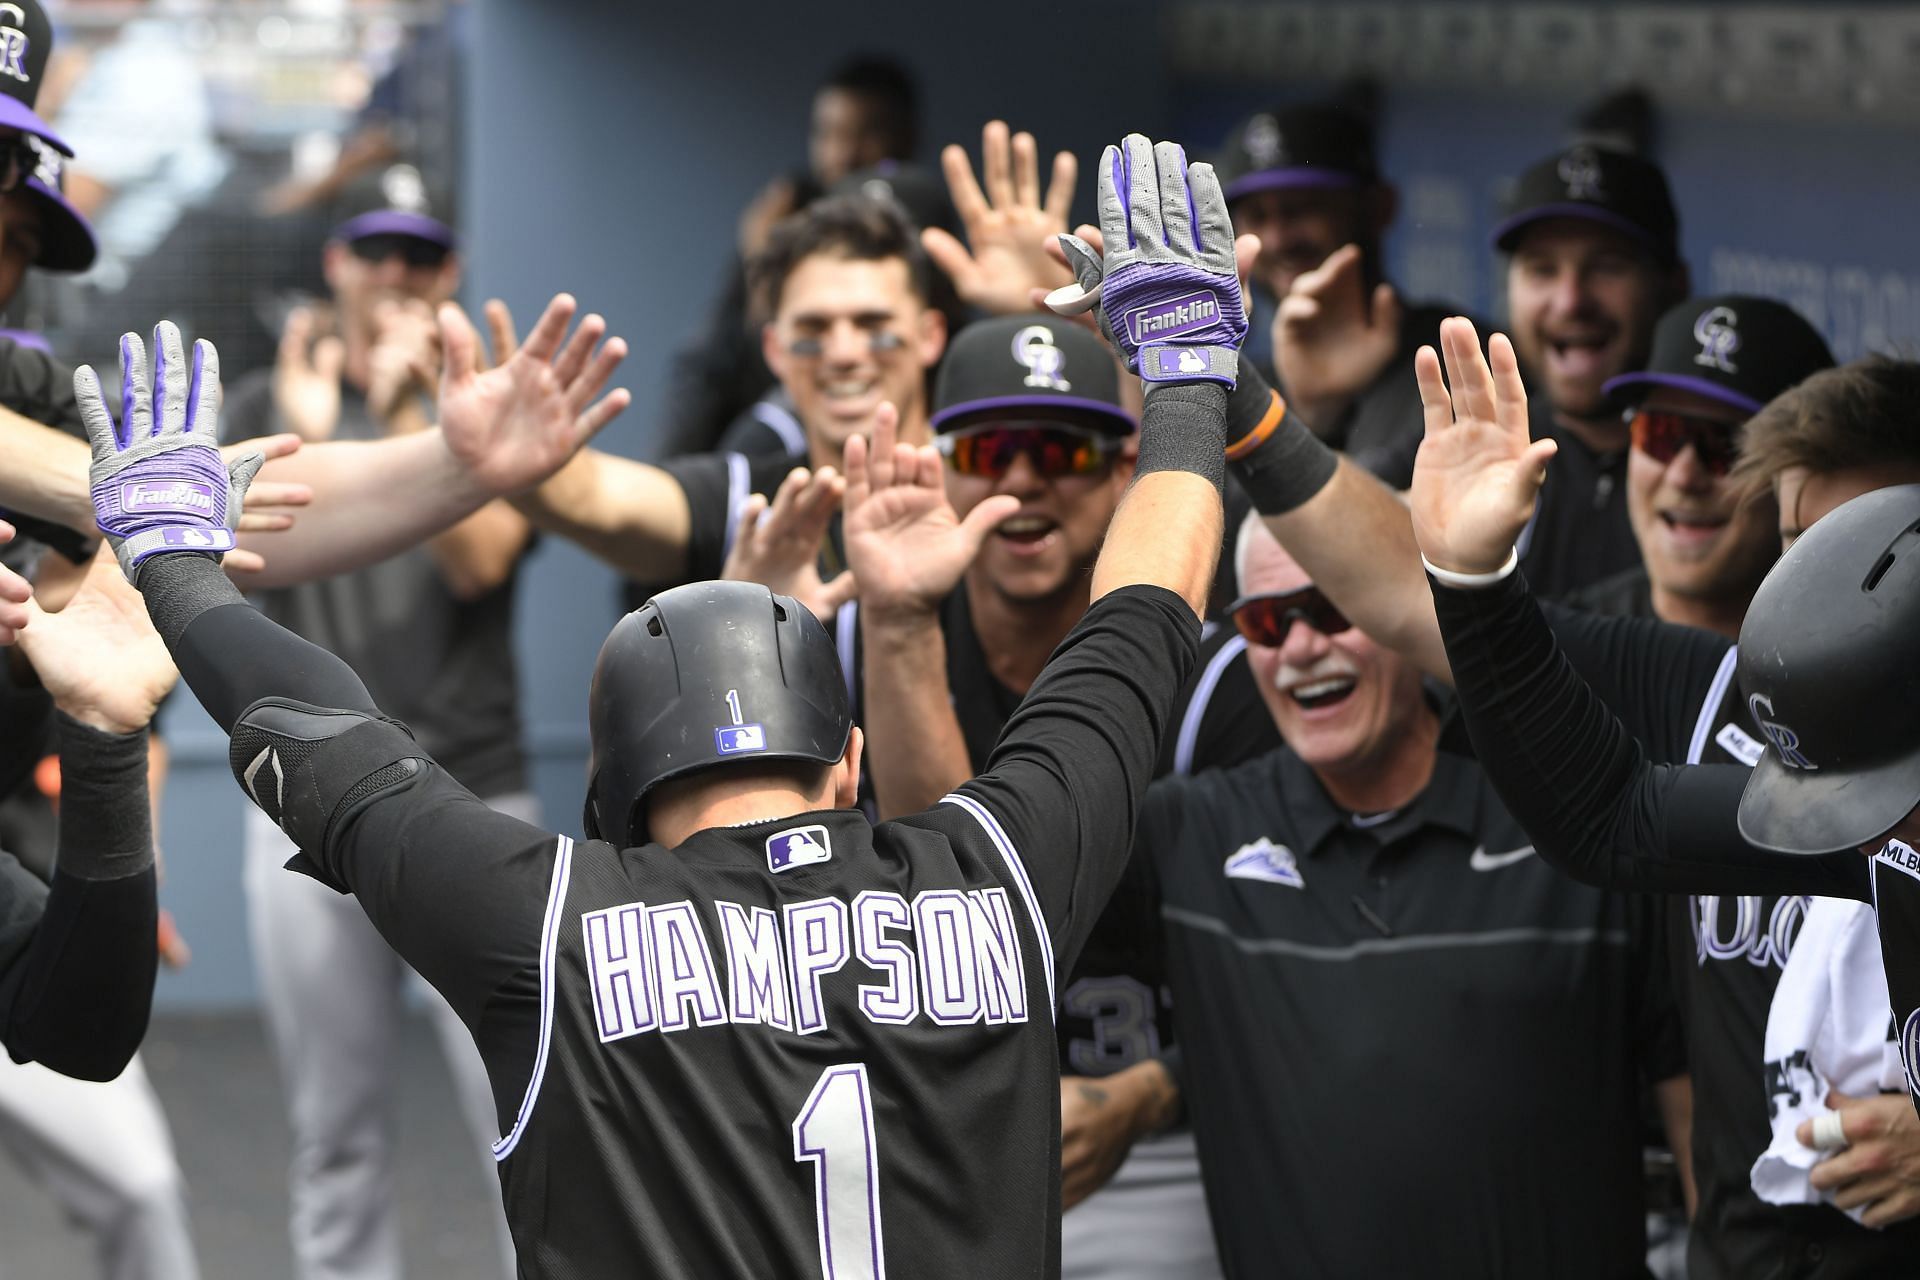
[
  {"x1": 841, "y1": 406, "x2": 1017, "y2": 617},
  {"x1": 1409, "y1": 317, "x2": 1558, "y2": 575},
  {"x1": 438, "y1": 293, "x2": 630, "y2": 497},
  {"x1": 18, "y1": 550, "x2": 177, "y2": 733},
  {"x1": 922, "y1": 121, "x2": 1076, "y2": 316}
]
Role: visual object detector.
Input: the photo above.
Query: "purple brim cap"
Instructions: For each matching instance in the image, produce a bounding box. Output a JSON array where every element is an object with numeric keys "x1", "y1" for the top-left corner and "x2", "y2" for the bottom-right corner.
[
  {"x1": 0, "y1": 327, "x2": 51, "y2": 353},
  {"x1": 0, "y1": 95, "x2": 70, "y2": 157},
  {"x1": 23, "y1": 175, "x2": 97, "y2": 272},
  {"x1": 1491, "y1": 203, "x2": 1664, "y2": 255},
  {"x1": 1602, "y1": 370, "x2": 1765, "y2": 416},
  {"x1": 330, "y1": 209, "x2": 457, "y2": 251},
  {"x1": 931, "y1": 394, "x2": 1137, "y2": 437},
  {"x1": 1224, "y1": 168, "x2": 1364, "y2": 203}
]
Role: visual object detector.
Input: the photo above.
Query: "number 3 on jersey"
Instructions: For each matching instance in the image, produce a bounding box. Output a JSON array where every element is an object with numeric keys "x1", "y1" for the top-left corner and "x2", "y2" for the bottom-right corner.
[{"x1": 793, "y1": 1064, "x2": 887, "y2": 1279}]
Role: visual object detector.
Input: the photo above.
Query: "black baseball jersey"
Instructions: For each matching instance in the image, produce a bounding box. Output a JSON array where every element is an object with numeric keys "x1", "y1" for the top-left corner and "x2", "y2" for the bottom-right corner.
[
  {"x1": 663, "y1": 449, "x2": 850, "y2": 586},
  {"x1": 1515, "y1": 403, "x2": 1641, "y2": 600},
  {"x1": 1537, "y1": 589, "x2": 1920, "y2": 1274},
  {"x1": 1440, "y1": 573, "x2": 1920, "y2": 1276},
  {"x1": 1129, "y1": 737, "x2": 1681, "y2": 1278},
  {"x1": 213, "y1": 579, "x2": 1198, "y2": 1279}
]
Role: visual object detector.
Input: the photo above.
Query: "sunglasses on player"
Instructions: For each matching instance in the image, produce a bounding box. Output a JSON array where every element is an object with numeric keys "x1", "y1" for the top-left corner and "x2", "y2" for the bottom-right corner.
[
  {"x1": 347, "y1": 233, "x2": 452, "y2": 270},
  {"x1": 1228, "y1": 586, "x2": 1353, "y2": 648},
  {"x1": 1627, "y1": 408, "x2": 1742, "y2": 477},
  {"x1": 935, "y1": 422, "x2": 1122, "y2": 480}
]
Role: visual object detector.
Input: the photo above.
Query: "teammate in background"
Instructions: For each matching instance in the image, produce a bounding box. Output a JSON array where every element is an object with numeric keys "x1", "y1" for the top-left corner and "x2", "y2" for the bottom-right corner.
[
  {"x1": 220, "y1": 172, "x2": 527, "y2": 1280},
  {"x1": 663, "y1": 56, "x2": 920, "y2": 455},
  {"x1": 1214, "y1": 100, "x2": 1473, "y2": 485},
  {"x1": 90, "y1": 130, "x2": 1238, "y2": 1278},
  {"x1": 1410, "y1": 322, "x2": 1920, "y2": 1245},
  {"x1": 513, "y1": 193, "x2": 946, "y2": 609}
]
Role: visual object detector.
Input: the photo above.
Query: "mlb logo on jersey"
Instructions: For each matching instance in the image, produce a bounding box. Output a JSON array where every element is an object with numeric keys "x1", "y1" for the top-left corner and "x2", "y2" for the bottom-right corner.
[
  {"x1": 767, "y1": 825, "x2": 831, "y2": 874},
  {"x1": 1876, "y1": 840, "x2": 1920, "y2": 885},
  {"x1": 714, "y1": 724, "x2": 766, "y2": 755},
  {"x1": 1223, "y1": 837, "x2": 1305, "y2": 888}
]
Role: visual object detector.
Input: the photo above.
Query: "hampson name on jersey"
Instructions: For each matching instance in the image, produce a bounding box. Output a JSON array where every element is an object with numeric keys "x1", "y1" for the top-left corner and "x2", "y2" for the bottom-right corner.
[{"x1": 582, "y1": 889, "x2": 1030, "y2": 1043}]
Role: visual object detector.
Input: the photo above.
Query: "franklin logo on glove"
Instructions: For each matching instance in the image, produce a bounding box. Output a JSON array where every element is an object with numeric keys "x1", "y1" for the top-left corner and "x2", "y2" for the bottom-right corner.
[{"x1": 122, "y1": 481, "x2": 216, "y2": 514}]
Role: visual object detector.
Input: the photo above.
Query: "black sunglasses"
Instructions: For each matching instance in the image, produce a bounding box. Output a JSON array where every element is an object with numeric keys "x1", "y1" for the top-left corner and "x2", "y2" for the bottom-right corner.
[
  {"x1": 1228, "y1": 586, "x2": 1352, "y2": 648},
  {"x1": 348, "y1": 233, "x2": 451, "y2": 269}
]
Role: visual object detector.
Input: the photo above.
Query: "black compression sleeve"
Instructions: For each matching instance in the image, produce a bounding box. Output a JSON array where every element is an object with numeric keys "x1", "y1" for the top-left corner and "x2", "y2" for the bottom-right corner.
[
  {"x1": 53, "y1": 714, "x2": 152, "y2": 880},
  {"x1": 0, "y1": 865, "x2": 157, "y2": 1080},
  {"x1": 139, "y1": 554, "x2": 379, "y2": 731},
  {"x1": 1137, "y1": 385, "x2": 1227, "y2": 495},
  {"x1": 1433, "y1": 571, "x2": 1868, "y2": 899}
]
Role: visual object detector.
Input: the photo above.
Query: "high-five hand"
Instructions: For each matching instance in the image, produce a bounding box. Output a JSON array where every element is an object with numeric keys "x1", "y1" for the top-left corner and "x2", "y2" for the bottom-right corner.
[
  {"x1": 0, "y1": 521, "x2": 29, "y2": 645},
  {"x1": 77, "y1": 323, "x2": 262, "y2": 583},
  {"x1": 1409, "y1": 317, "x2": 1557, "y2": 576},
  {"x1": 840, "y1": 403, "x2": 1017, "y2": 621},
  {"x1": 438, "y1": 293, "x2": 630, "y2": 497},
  {"x1": 16, "y1": 547, "x2": 178, "y2": 734},
  {"x1": 720, "y1": 464, "x2": 854, "y2": 623},
  {"x1": 1275, "y1": 243, "x2": 1402, "y2": 425},
  {"x1": 922, "y1": 120, "x2": 1077, "y2": 316}
]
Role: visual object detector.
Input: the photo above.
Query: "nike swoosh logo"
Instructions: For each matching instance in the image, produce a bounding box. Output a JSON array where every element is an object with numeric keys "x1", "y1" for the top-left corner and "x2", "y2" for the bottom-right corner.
[{"x1": 1469, "y1": 845, "x2": 1535, "y2": 871}]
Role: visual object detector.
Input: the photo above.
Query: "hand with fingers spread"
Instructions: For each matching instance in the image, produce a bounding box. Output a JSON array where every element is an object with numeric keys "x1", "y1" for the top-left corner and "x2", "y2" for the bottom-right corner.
[
  {"x1": 720, "y1": 464, "x2": 855, "y2": 622},
  {"x1": 922, "y1": 120, "x2": 1077, "y2": 316},
  {"x1": 78, "y1": 323, "x2": 263, "y2": 582},
  {"x1": 15, "y1": 548, "x2": 178, "y2": 734},
  {"x1": 1045, "y1": 135, "x2": 1247, "y2": 387},
  {"x1": 1799, "y1": 1090, "x2": 1920, "y2": 1228},
  {"x1": 367, "y1": 299, "x2": 442, "y2": 424},
  {"x1": 272, "y1": 306, "x2": 345, "y2": 442},
  {"x1": 1275, "y1": 243, "x2": 1402, "y2": 426},
  {"x1": 438, "y1": 292, "x2": 631, "y2": 497},
  {"x1": 0, "y1": 522, "x2": 30, "y2": 645},
  {"x1": 841, "y1": 403, "x2": 1018, "y2": 621},
  {"x1": 1409, "y1": 317, "x2": 1557, "y2": 577}
]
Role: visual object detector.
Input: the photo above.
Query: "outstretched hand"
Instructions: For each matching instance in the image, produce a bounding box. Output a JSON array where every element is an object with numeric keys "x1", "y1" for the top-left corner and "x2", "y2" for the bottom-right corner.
[
  {"x1": 0, "y1": 522, "x2": 30, "y2": 645},
  {"x1": 438, "y1": 293, "x2": 630, "y2": 497},
  {"x1": 1275, "y1": 243, "x2": 1402, "y2": 424},
  {"x1": 922, "y1": 120, "x2": 1077, "y2": 315},
  {"x1": 1409, "y1": 317, "x2": 1556, "y2": 576},
  {"x1": 840, "y1": 403, "x2": 1017, "y2": 621},
  {"x1": 721, "y1": 464, "x2": 854, "y2": 623},
  {"x1": 16, "y1": 547, "x2": 178, "y2": 734}
]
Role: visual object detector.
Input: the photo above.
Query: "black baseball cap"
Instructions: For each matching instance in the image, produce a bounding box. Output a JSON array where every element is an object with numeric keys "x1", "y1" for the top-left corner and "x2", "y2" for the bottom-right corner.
[
  {"x1": 931, "y1": 315, "x2": 1134, "y2": 437},
  {"x1": 1215, "y1": 103, "x2": 1378, "y2": 204},
  {"x1": 0, "y1": 0, "x2": 68, "y2": 156},
  {"x1": 829, "y1": 162, "x2": 959, "y2": 240},
  {"x1": 1491, "y1": 144, "x2": 1678, "y2": 264},
  {"x1": 329, "y1": 164, "x2": 457, "y2": 253},
  {"x1": 1604, "y1": 295, "x2": 1834, "y2": 416},
  {"x1": 21, "y1": 136, "x2": 95, "y2": 272}
]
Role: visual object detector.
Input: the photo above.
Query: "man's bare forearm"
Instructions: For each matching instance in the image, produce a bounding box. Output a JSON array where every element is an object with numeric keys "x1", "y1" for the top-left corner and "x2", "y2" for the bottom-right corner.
[
  {"x1": 861, "y1": 609, "x2": 973, "y2": 819},
  {"x1": 1264, "y1": 457, "x2": 1452, "y2": 682},
  {"x1": 0, "y1": 412, "x2": 92, "y2": 530},
  {"x1": 508, "y1": 447, "x2": 693, "y2": 582}
]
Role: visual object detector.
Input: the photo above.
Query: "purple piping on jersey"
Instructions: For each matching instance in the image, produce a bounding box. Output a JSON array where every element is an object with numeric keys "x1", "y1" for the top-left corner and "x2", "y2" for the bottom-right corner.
[
  {"x1": 835, "y1": 601, "x2": 858, "y2": 706},
  {"x1": 1602, "y1": 370, "x2": 1765, "y2": 416},
  {"x1": 1687, "y1": 646, "x2": 1742, "y2": 767},
  {"x1": 752, "y1": 399, "x2": 807, "y2": 456},
  {"x1": 939, "y1": 792, "x2": 1055, "y2": 1021},
  {"x1": 718, "y1": 452, "x2": 751, "y2": 566},
  {"x1": 494, "y1": 836, "x2": 575, "y2": 1161},
  {"x1": 1490, "y1": 202, "x2": 1665, "y2": 254},
  {"x1": 1224, "y1": 169, "x2": 1364, "y2": 202},
  {"x1": 1174, "y1": 632, "x2": 1247, "y2": 776},
  {"x1": 930, "y1": 394, "x2": 1137, "y2": 436}
]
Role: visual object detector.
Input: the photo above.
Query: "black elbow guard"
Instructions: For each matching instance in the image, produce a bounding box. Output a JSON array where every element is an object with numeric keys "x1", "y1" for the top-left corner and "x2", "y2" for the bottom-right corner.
[{"x1": 229, "y1": 698, "x2": 425, "y2": 890}]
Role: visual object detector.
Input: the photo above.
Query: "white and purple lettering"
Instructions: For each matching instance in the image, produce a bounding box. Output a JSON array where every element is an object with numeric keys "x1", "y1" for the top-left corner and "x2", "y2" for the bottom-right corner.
[
  {"x1": 1123, "y1": 291, "x2": 1218, "y2": 345},
  {"x1": 1691, "y1": 893, "x2": 1807, "y2": 971},
  {"x1": 717, "y1": 901, "x2": 792, "y2": 1030},
  {"x1": 914, "y1": 892, "x2": 981, "y2": 1025},
  {"x1": 648, "y1": 902, "x2": 726, "y2": 1031},
  {"x1": 0, "y1": 5, "x2": 29, "y2": 83},
  {"x1": 853, "y1": 892, "x2": 917, "y2": 1024},
  {"x1": 583, "y1": 903, "x2": 656, "y2": 1042},
  {"x1": 787, "y1": 898, "x2": 851, "y2": 1035},
  {"x1": 967, "y1": 889, "x2": 1027, "y2": 1025},
  {"x1": 121, "y1": 481, "x2": 216, "y2": 515}
]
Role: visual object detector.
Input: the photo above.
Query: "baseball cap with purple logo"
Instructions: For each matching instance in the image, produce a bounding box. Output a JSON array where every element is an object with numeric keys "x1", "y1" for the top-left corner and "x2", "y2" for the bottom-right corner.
[
  {"x1": 1215, "y1": 102, "x2": 1378, "y2": 205},
  {"x1": 329, "y1": 164, "x2": 457, "y2": 253},
  {"x1": 1491, "y1": 144, "x2": 1679, "y2": 265},
  {"x1": 0, "y1": 0, "x2": 68, "y2": 156}
]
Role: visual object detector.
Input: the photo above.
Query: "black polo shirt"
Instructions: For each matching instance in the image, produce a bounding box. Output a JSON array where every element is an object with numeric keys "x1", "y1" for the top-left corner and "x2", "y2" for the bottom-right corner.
[
  {"x1": 1130, "y1": 742, "x2": 1682, "y2": 1279},
  {"x1": 1517, "y1": 403, "x2": 1641, "y2": 600}
]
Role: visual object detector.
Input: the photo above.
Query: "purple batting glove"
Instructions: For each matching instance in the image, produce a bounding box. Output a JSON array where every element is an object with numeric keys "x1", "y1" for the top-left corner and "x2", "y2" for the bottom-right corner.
[
  {"x1": 77, "y1": 322, "x2": 260, "y2": 581},
  {"x1": 1047, "y1": 134, "x2": 1246, "y2": 387}
]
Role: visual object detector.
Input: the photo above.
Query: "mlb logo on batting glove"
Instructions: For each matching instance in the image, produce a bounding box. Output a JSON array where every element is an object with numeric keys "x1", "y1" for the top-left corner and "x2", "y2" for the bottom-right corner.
[{"x1": 77, "y1": 321, "x2": 261, "y2": 582}]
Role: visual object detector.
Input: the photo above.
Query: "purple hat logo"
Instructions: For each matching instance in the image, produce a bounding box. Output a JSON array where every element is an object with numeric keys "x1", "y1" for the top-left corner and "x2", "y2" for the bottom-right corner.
[
  {"x1": 0, "y1": 5, "x2": 30, "y2": 85},
  {"x1": 1557, "y1": 146, "x2": 1604, "y2": 201},
  {"x1": 1012, "y1": 324, "x2": 1071, "y2": 392},
  {"x1": 1244, "y1": 113, "x2": 1283, "y2": 169},
  {"x1": 1692, "y1": 305, "x2": 1740, "y2": 375}
]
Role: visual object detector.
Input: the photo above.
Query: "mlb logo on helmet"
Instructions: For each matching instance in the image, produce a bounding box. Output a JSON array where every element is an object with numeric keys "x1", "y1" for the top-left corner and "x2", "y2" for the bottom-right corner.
[
  {"x1": 1011, "y1": 324, "x2": 1071, "y2": 392},
  {"x1": 715, "y1": 723, "x2": 766, "y2": 755},
  {"x1": 1693, "y1": 305, "x2": 1740, "y2": 374},
  {"x1": 766, "y1": 824, "x2": 831, "y2": 873}
]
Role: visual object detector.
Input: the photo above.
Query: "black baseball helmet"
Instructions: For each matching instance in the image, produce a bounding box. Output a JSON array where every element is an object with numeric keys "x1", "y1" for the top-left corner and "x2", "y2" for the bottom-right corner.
[
  {"x1": 583, "y1": 581, "x2": 853, "y2": 846},
  {"x1": 1736, "y1": 484, "x2": 1920, "y2": 855}
]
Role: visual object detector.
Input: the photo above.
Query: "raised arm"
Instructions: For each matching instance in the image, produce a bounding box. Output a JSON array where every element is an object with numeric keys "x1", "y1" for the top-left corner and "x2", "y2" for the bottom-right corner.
[{"x1": 1408, "y1": 318, "x2": 1865, "y2": 900}]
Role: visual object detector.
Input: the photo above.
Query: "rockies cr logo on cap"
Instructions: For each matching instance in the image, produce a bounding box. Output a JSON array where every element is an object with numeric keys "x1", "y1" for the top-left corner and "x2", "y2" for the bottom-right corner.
[
  {"x1": 1012, "y1": 324, "x2": 1071, "y2": 392},
  {"x1": 1748, "y1": 692, "x2": 1817, "y2": 770},
  {"x1": 1244, "y1": 113, "x2": 1283, "y2": 169},
  {"x1": 1557, "y1": 145, "x2": 1604, "y2": 201},
  {"x1": 1693, "y1": 305, "x2": 1740, "y2": 375},
  {"x1": 0, "y1": 4, "x2": 31, "y2": 84}
]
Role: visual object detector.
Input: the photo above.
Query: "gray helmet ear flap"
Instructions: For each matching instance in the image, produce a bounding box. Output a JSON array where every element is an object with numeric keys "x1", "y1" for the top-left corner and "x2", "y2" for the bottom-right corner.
[
  {"x1": 583, "y1": 582, "x2": 853, "y2": 848},
  {"x1": 1736, "y1": 484, "x2": 1920, "y2": 855}
]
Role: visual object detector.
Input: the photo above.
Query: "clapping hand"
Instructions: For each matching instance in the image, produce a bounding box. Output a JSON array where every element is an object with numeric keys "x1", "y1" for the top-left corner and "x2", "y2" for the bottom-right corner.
[
  {"x1": 1409, "y1": 317, "x2": 1557, "y2": 576},
  {"x1": 721, "y1": 464, "x2": 855, "y2": 623}
]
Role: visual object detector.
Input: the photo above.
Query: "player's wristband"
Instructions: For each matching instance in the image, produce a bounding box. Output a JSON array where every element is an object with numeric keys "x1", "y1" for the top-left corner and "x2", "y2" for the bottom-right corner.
[
  {"x1": 1224, "y1": 388, "x2": 1287, "y2": 461},
  {"x1": 1420, "y1": 548, "x2": 1519, "y2": 589},
  {"x1": 1137, "y1": 383, "x2": 1228, "y2": 496}
]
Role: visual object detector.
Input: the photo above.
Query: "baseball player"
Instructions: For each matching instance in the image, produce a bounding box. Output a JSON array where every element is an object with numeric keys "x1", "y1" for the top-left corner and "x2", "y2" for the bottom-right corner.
[
  {"x1": 1408, "y1": 319, "x2": 1920, "y2": 1216},
  {"x1": 85, "y1": 132, "x2": 1239, "y2": 1278}
]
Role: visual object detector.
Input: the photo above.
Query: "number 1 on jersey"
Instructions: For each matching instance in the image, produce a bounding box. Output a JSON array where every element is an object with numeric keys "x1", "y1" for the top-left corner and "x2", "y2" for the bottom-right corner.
[{"x1": 792, "y1": 1063, "x2": 887, "y2": 1279}]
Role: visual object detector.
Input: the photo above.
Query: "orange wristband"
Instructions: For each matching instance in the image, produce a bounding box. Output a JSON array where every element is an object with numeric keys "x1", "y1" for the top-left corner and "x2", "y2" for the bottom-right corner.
[{"x1": 1223, "y1": 391, "x2": 1287, "y2": 461}]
